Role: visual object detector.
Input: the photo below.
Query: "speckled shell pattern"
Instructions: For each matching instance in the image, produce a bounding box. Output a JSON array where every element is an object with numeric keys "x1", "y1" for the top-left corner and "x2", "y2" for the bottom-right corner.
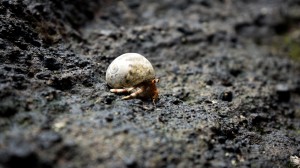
[{"x1": 106, "y1": 53, "x2": 156, "y2": 88}]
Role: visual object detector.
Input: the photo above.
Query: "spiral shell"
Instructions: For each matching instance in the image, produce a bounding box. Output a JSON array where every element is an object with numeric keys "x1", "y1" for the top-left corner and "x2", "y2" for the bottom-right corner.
[{"x1": 106, "y1": 53, "x2": 156, "y2": 88}]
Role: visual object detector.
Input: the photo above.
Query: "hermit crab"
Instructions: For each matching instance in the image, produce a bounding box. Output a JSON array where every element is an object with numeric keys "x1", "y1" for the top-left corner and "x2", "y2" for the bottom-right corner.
[{"x1": 105, "y1": 53, "x2": 159, "y2": 104}]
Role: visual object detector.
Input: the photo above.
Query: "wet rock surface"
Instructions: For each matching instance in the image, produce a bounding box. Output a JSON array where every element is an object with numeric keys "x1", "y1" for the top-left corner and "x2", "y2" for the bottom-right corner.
[{"x1": 1, "y1": 0, "x2": 300, "y2": 167}]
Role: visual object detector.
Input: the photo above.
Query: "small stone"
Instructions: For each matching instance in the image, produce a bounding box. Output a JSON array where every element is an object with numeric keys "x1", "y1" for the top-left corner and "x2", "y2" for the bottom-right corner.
[
  {"x1": 53, "y1": 120, "x2": 66, "y2": 131},
  {"x1": 276, "y1": 84, "x2": 290, "y2": 102},
  {"x1": 290, "y1": 155, "x2": 300, "y2": 167},
  {"x1": 105, "y1": 114, "x2": 114, "y2": 122},
  {"x1": 219, "y1": 91, "x2": 233, "y2": 102}
]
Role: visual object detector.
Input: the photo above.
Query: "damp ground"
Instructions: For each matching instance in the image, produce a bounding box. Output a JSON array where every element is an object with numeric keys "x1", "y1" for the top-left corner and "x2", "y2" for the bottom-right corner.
[{"x1": 0, "y1": 0, "x2": 300, "y2": 167}]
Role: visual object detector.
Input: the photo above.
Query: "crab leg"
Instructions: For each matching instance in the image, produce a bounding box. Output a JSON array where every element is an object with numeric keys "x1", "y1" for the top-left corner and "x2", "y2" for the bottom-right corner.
[
  {"x1": 122, "y1": 88, "x2": 144, "y2": 100},
  {"x1": 110, "y1": 87, "x2": 134, "y2": 93}
]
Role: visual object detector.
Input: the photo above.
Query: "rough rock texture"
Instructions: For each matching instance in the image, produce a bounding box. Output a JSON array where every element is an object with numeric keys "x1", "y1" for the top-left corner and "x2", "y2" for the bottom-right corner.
[{"x1": 0, "y1": 0, "x2": 300, "y2": 167}]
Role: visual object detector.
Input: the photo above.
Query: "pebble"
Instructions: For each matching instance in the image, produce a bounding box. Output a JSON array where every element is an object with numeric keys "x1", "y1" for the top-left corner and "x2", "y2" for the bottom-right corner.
[
  {"x1": 276, "y1": 84, "x2": 290, "y2": 102},
  {"x1": 219, "y1": 91, "x2": 233, "y2": 102}
]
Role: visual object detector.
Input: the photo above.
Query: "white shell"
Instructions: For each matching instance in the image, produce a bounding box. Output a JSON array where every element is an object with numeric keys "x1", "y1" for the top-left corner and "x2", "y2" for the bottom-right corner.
[{"x1": 106, "y1": 53, "x2": 155, "y2": 88}]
